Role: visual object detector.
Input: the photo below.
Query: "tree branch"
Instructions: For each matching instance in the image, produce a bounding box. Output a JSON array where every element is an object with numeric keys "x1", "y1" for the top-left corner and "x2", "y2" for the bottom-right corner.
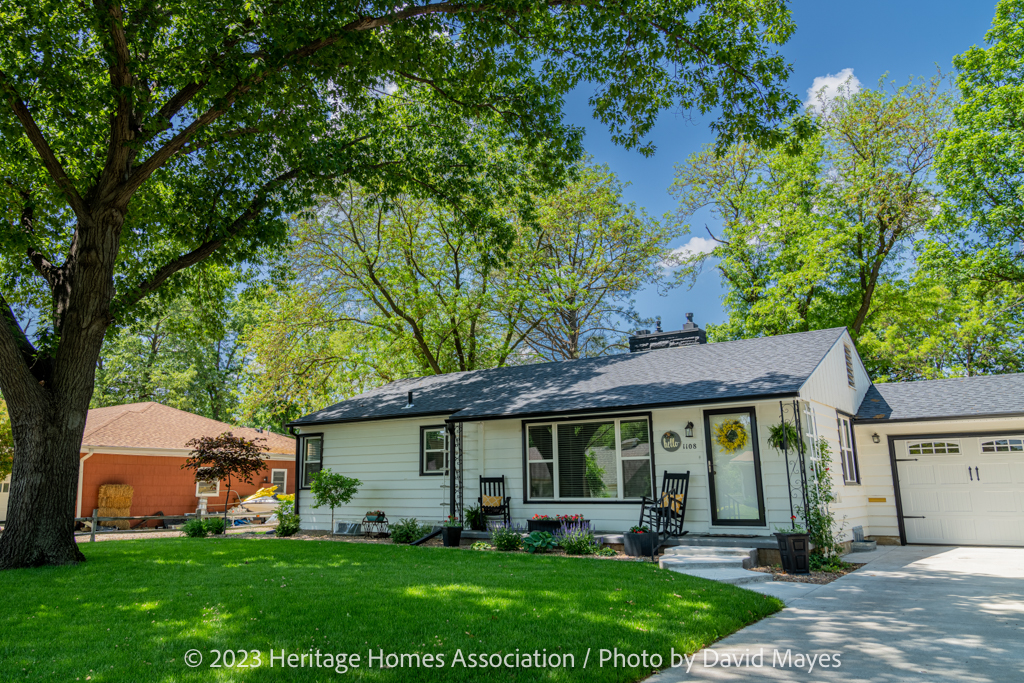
[
  {"x1": 0, "y1": 75, "x2": 89, "y2": 219},
  {"x1": 113, "y1": 168, "x2": 302, "y2": 312}
]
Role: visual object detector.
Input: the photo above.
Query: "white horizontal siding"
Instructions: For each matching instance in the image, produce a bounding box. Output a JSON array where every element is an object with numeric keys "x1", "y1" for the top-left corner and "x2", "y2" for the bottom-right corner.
[{"x1": 299, "y1": 398, "x2": 837, "y2": 536}]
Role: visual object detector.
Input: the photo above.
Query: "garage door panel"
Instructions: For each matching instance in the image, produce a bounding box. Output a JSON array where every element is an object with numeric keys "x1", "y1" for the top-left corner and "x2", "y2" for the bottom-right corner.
[
  {"x1": 976, "y1": 490, "x2": 1018, "y2": 513},
  {"x1": 904, "y1": 489, "x2": 939, "y2": 514},
  {"x1": 897, "y1": 437, "x2": 1024, "y2": 547},
  {"x1": 937, "y1": 464, "x2": 970, "y2": 485},
  {"x1": 906, "y1": 518, "x2": 944, "y2": 544},
  {"x1": 977, "y1": 520, "x2": 1022, "y2": 545},
  {"x1": 938, "y1": 490, "x2": 974, "y2": 513},
  {"x1": 902, "y1": 463, "x2": 935, "y2": 485},
  {"x1": 941, "y1": 518, "x2": 978, "y2": 542},
  {"x1": 978, "y1": 462, "x2": 1011, "y2": 483}
]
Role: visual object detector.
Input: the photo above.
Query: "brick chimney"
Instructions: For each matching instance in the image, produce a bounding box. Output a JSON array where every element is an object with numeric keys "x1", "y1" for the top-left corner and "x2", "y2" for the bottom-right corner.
[{"x1": 628, "y1": 312, "x2": 706, "y2": 352}]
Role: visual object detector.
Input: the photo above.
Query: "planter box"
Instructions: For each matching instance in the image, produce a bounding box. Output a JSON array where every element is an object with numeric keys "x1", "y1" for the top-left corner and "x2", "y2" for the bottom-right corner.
[
  {"x1": 527, "y1": 519, "x2": 563, "y2": 534},
  {"x1": 364, "y1": 514, "x2": 385, "y2": 522},
  {"x1": 774, "y1": 532, "x2": 810, "y2": 575},
  {"x1": 442, "y1": 526, "x2": 463, "y2": 547},
  {"x1": 623, "y1": 532, "x2": 657, "y2": 558}
]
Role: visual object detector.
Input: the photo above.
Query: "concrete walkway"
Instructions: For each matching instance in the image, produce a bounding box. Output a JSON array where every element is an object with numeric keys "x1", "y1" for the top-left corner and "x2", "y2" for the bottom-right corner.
[{"x1": 649, "y1": 545, "x2": 1024, "y2": 682}]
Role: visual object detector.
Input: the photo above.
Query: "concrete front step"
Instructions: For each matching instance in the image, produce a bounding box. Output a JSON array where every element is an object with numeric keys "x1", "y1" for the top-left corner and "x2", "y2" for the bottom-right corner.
[
  {"x1": 660, "y1": 556, "x2": 752, "y2": 571},
  {"x1": 662, "y1": 546, "x2": 757, "y2": 558},
  {"x1": 664, "y1": 567, "x2": 773, "y2": 586}
]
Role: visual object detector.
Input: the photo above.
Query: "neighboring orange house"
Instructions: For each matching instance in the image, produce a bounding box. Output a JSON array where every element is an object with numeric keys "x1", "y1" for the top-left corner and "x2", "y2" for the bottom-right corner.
[{"x1": 77, "y1": 402, "x2": 295, "y2": 519}]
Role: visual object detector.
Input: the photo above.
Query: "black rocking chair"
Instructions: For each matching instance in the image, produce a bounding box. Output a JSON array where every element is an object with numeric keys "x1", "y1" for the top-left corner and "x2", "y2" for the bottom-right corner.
[
  {"x1": 478, "y1": 476, "x2": 512, "y2": 527},
  {"x1": 637, "y1": 470, "x2": 690, "y2": 561}
]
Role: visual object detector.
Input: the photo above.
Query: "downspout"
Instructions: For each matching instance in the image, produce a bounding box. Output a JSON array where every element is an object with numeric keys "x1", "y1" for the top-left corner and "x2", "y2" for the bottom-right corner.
[
  {"x1": 288, "y1": 427, "x2": 300, "y2": 516},
  {"x1": 77, "y1": 448, "x2": 95, "y2": 518}
]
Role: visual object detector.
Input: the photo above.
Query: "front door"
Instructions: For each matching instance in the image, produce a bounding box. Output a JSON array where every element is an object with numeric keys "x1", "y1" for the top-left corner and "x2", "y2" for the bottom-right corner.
[{"x1": 704, "y1": 408, "x2": 766, "y2": 526}]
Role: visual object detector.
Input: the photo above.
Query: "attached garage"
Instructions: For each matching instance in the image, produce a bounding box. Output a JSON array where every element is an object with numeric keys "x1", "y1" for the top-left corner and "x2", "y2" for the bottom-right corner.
[
  {"x1": 894, "y1": 434, "x2": 1024, "y2": 546},
  {"x1": 855, "y1": 374, "x2": 1024, "y2": 548}
]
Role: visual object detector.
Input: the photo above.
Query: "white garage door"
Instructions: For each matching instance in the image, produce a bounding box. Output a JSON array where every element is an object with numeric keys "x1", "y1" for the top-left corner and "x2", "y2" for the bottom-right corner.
[{"x1": 896, "y1": 437, "x2": 1024, "y2": 546}]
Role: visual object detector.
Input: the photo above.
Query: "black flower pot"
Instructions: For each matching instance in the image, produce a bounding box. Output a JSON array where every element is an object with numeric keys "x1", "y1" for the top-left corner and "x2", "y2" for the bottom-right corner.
[
  {"x1": 442, "y1": 526, "x2": 463, "y2": 547},
  {"x1": 623, "y1": 532, "x2": 657, "y2": 557},
  {"x1": 774, "y1": 532, "x2": 810, "y2": 575},
  {"x1": 527, "y1": 519, "x2": 563, "y2": 534}
]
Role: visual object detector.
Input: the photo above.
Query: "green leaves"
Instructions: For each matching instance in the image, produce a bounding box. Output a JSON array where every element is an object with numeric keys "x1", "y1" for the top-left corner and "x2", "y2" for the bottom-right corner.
[{"x1": 934, "y1": 0, "x2": 1024, "y2": 284}]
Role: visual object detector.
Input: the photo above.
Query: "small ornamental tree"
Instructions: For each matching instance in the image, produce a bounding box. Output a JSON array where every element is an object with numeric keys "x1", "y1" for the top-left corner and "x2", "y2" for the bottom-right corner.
[
  {"x1": 182, "y1": 432, "x2": 269, "y2": 532},
  {"x1": 309, "y1": 470, "x2": 362, "y2": 533}
]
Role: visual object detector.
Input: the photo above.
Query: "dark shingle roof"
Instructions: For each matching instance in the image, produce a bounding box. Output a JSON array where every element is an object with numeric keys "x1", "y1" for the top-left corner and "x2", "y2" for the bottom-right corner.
[
  {"x1": 856, "y1": 374, "x2": 1024, "y2": 422},
  {"x1": 290, "y1": 328, "x2": 847, "y2": 427}
]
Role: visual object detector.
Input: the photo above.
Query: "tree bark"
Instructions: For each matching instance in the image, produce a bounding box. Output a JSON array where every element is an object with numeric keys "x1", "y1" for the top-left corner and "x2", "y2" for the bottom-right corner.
[
  {"x1": 0, "y1": 395, "x2": 89, "y2": 566},
  {"x1": 0, "y1": 210, "x2": 122, "y2": 568}
]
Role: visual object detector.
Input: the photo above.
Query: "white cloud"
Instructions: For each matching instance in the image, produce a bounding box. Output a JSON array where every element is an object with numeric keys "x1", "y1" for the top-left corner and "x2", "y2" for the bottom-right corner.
[
  {"x1": 668, "y1": 236, "x2": 718, "y2": 262},
  {"x1": 805, "y1": 68, "x2": 861, "y2": 111}
]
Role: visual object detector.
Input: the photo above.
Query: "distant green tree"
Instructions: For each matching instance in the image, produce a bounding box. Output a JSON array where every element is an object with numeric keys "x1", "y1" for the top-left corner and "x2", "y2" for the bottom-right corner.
[
  {"x1": 93, "y1": 280, "x2": 253, "y2": 423},
  {"x1": 672, "y1": 76, "x2": 951, "y2": 342},
  {"x1": 933, "y1": 0, "x2": 1024, "y2": 284}
]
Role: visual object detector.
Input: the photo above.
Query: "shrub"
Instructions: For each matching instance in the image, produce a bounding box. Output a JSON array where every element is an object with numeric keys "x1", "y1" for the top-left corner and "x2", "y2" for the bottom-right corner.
[
  {"x1": 391, "y1": 518, "x2": 431, "y2": 544},
  {"x1": 276, "y1": 499, "x2": 301, "y2": 537},
  {"x1": 596, "y1": 546, "x2": 617, "y2": 557},
  {"x1": 522, "y1": 531, "x2": 556, "y2": 554},
  {"x1": 470, "y1": 541, "x2": 492, "y2": 551},
  {"x1": 182, "y1": 518, "x2": 207, "y2": 538},
  {"x1": 203, "y1": 517, "x2": 226, "y2": 535},
  {"x1": 465, "y1": 506, "x2": 487, "y2": 531},
  {"x1": 490, "y1": 522, "x2": 524, "y2": 551},
  {"x1": 555, "y1": 521, "x2": 598, "y2": 555}
]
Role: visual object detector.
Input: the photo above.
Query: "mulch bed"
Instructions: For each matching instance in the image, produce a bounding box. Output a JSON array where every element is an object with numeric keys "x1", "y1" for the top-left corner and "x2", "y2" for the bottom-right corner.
[
  {"x1": 750, "y1": 563, "x2": 865, "y2": 584},
  {"x1": 233, "y1": 528, "x2": 646, "y2": 561}
]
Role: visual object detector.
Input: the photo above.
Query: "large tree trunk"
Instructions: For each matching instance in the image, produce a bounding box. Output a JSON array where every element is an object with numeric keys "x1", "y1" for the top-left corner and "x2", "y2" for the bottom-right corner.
[
  {"x1": 0, "y1": 211, "x2": 121, "y2": 569},
  {"x1": 0, "y1": 396, "x2": 89, "y2": 567}
]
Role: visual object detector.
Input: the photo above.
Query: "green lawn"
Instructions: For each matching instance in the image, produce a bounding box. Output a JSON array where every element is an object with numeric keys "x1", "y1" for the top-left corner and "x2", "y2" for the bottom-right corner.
[{"x1": 0, "y1": 539, "x2": 781, "y2": 682}]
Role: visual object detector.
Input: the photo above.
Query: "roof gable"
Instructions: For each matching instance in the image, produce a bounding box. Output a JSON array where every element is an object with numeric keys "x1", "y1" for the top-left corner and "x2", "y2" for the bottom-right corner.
[{"x1": 293, "y1": 327, "x2": 847, "y2": 426}]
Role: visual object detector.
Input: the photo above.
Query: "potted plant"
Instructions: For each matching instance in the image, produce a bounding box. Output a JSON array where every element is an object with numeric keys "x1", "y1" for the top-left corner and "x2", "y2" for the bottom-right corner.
[
  {"x1": 442, "y1": 515, "x2": 463, "y2": 547},
  {"x1": 465, "y1": 505, "x2": 487, "y2": 532},
  {"x1": 623, "y1": 525, "x2": 657, "y2": 557},
  {"x1": 365, "y1": 510, "x2": 385, "y2": 522},
  {"x1": 774, "y1": 519, "x2": 811, "y2": 575},
  {"x1": 527, "y1": 514, "x2": 563, "y2": 534}
]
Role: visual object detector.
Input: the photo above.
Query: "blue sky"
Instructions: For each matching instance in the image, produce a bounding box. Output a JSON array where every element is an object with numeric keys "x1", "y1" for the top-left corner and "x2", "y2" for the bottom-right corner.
[{"x1": 561, "y1": 1, "x2": 999, "y2": 333}]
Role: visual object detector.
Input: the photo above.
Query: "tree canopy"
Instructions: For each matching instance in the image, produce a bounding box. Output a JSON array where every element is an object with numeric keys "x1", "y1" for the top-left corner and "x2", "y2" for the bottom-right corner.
[
  {"x1": 933, "y1": 0, "x2": 1024, "y2": 284},
  {"x1": 671, "y1": 76, "x2": 951, "y2": 345}
]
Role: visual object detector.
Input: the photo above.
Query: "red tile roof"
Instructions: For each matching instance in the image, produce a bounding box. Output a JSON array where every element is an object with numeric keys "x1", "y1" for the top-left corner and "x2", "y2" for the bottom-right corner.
[{"x1": 83, "y1": 402, "x2": 294, "y2": 454}]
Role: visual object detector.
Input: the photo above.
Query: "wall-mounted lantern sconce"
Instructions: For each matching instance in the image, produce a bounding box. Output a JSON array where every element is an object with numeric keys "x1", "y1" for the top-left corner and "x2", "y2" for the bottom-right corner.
[
  {"x1": 871, "y1": 433, "x2": 880, "y2": 444},
  {"x1": 684, "y1": 421, "x2": 694, "y2": 438}
]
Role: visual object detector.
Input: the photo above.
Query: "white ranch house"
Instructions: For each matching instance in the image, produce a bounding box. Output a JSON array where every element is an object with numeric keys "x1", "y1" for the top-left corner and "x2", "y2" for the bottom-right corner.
[{"x1": 288, "y1": 320, "x2": 1024, "y2": 548}]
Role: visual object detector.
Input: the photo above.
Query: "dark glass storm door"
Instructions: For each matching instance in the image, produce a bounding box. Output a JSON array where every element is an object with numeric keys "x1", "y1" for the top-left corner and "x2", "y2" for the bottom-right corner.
[{"x1": 703, "y1": 407, "x2": 766, "y2": 526}]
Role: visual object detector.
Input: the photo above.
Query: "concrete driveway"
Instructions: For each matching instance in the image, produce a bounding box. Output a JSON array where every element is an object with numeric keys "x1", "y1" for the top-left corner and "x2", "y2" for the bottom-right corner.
[{"x1": 649, "y1": 545, "x2": 1024, "y2": 682}]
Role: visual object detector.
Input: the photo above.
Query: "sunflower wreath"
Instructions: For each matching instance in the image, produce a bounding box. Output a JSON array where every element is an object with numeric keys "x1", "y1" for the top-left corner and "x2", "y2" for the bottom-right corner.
[{"x1": 714, "y1": 419, "x2": 748, "y2": 453}]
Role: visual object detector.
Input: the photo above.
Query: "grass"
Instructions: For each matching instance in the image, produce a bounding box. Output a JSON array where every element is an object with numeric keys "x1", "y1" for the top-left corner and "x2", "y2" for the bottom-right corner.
[{"x1": 0, "y1": 538, "x2": 782, "y2": 682}]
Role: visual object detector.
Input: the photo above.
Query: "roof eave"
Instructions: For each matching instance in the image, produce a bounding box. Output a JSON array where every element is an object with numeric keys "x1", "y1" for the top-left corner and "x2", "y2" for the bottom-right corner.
[{"x1": 854, "y1": 411, "x2": 1024, "y2": 424}]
